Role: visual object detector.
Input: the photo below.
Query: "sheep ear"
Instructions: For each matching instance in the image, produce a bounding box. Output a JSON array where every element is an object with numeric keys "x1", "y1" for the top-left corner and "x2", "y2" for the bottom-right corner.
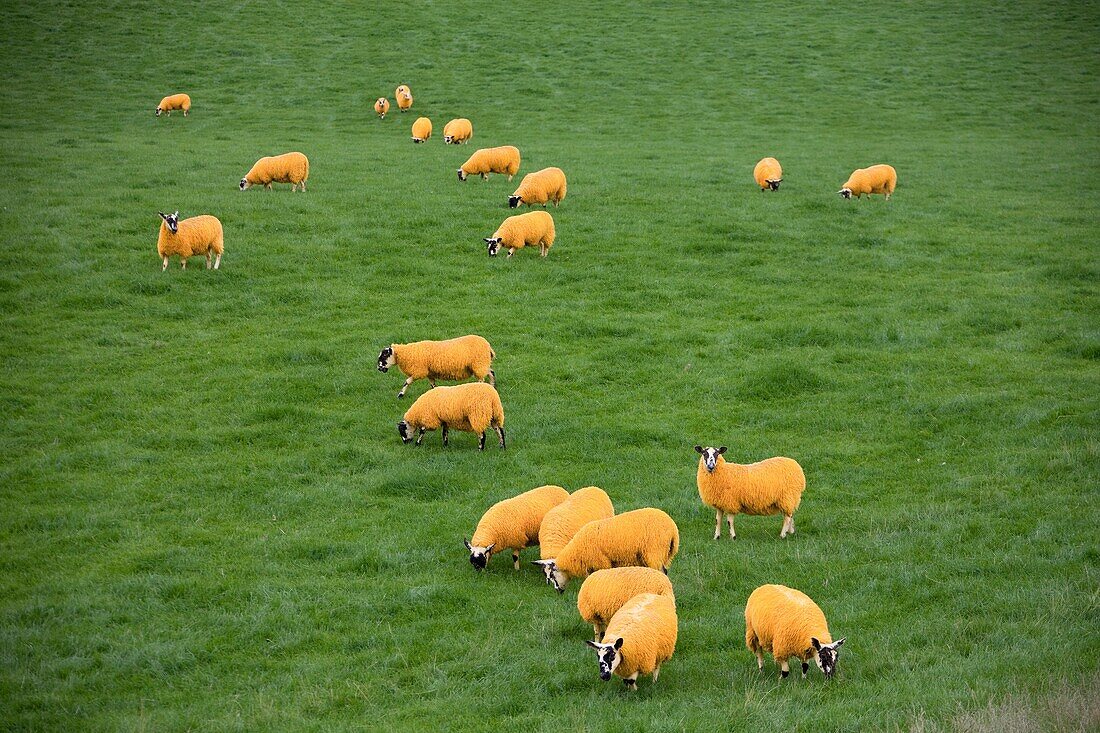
[
  {"x1": 834, "y1": 638, "x2": 846, "y2": 648},
  {"x1": 463, "y1": 537, "x2": 472, "y2": 550},
  {"x1": 694, "y1": 445, "x2": 703, "y2": 454},
  {"x1": 485, "y1": 543, "x2": 495, "y2": 553},
  {"x1": 531, "y1": 559, "x2": 553, "y2": 567},
  {"x1": 613, "y1": 637, "x2": 624, "y2": 650},
  {"x1": 585, "y1": 640, "x2": 601, "y2": 650},
  {"x1": 484, "y1": 238, "x2": 493, "y2": 243},
  {"x1": 158, "y1": 211, "x2": 166, "y2": 219},
  {"x1": 718, "y1": 446, "x2": 727, "y2": 454},
  {"x1": 172, "y1": 210, "x2": 179, "y2": 218},
  {"x1": 811, "y1": 637, "x2": 822, "y2": 651}
]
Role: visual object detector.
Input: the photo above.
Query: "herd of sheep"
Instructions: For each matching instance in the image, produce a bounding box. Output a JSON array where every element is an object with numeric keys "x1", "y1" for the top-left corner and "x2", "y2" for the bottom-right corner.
[{"x1": 154, "y1": 83, "x2": 887, "y2": 691}]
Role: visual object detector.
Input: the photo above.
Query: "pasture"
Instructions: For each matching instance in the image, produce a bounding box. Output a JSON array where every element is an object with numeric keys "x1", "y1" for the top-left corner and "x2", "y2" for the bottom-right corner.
[{"x1": 1, "y1": 1, "x2": 1097, "y2": 730}]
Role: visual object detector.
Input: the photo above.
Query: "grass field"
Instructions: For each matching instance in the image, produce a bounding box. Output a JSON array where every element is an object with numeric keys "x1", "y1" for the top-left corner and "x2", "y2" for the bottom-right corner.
[{"x1": 1, "y1": 1, "x2": 1098, "y2": 731}]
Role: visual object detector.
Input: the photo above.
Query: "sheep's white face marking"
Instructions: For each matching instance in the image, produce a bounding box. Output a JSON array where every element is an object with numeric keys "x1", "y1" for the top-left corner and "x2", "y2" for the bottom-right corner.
[
  {"x1": 484, "y1": 237, "x2": 501, "y2": 256},
  {"x1": 532, "y1": 560, "x2": 567, "y2": 593},
  {"x1": 463, "y1": 538, "x2": 495, "y2": 571},
  {"x1": 695, "y1": 445, "x2": 726, "y2": 472},
  {"x1": 839, "y1": 188, "x2": 852, "y2": 200},
  {"x1": 444, "y1": 135, "x2": 453, "y2": 144},
  {"x1": 585, "y1": 638, "x2": 623, "y2": 681},
  {"x1": 239, "y1": 178, "x2": 252, "y2": 191},
  {"x1": 811, "y1": 637, "x2": 845, "y2": 677},
  {"x1": 457, "y1": 169, "x2": 468, "y2": 181},
  {"x1": 155, "y1": 107, "x2": 163, "y2": 116},
  {"x1": 377, "y1": 347, "x2": 395, "y2": 373}
]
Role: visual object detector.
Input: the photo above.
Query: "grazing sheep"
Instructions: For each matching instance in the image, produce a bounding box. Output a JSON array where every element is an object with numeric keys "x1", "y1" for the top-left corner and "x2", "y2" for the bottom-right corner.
[
  {"x1": 508, "y1": 167, "x2": 567, "y2": 208},
  {"x1": 585, "y1": 593, "x2": 677, "y2": 690},
  {"x1": 754, "y1": 157, "x2": 783, "y2": 191},
  {"x1": 155, "y1": 93, "x2": 191, "y2": 117},
  {"x1": 411, "y1": 116, "x2": 432, "y2": 143},
  {"x1": 745, "y1": 584, "x2": 845, "y2": 679},
  {"x1": 839, "y1": 164, "x2": 897, "y2": 200},
  {"x1": 398, "y1": 382, "x2": 505, "y2": 451},
  {"x1": 458, "y1": 146, "x2": 521, "y2": 182},
  {"x1": 443, "y1": 118, "x2": 473, "y2": 144},
  {"x1": 374, "y1": 97, "x2": 390, "y2": 119},
  {"x1": 533, "y1": 508, "x2": 680, "y2": 592},
  {"x1": 464, "y1": 485, "x2": 569, "y2": 571},
  {"x1": 484, "y1": 211, "x2": 555, "y2": 258},
  {"x1": 694, "y1": 446, "x2": 806, "y2": 540},
  {"x1": 578, "y1": 567, "x2": 674, "y2": 641},
  {"x1": 377, "y1": 335, "x2": 495, "y2": 399},
  {"x1": 540, "y1": 487, "x2": 615, "y2": 560},
  {"x1": 156, "y1": 211, "x2": 223, "y2": 271},
  {"x1": 239, "y1": 152, "x2": 309, "y2": 192}
]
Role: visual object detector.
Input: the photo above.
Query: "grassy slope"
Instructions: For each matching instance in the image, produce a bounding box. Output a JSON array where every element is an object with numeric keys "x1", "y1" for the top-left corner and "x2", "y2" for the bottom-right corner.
[{"x1": 1, "y1": 1, "x2": 1097, "y2": 731}]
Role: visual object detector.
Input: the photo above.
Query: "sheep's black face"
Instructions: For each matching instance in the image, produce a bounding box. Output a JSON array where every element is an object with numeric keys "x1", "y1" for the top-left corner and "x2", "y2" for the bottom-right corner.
[
  {"x1": 155, "y1": 108, "x2": 162, "y2": 116},
  {"x1": 768, "y1": 179, "x2": 782, "y2": 191},
  {"x1": 485, "y1": 238, "x2": 501, "y2": 256},
  {"x1": 812, "y1": 637, "x2": 845, "y2": 677},
  {"x1": 694, "y1": 445, "x2": 726, "y2": 472},
  {"x1": 457, "y1": 169, "x2": 467, "y2": 181},
  {"x1": 239, "y1": 178, "x2": 249, "y2": 191},
  {"x1": 839, "y1": 188, "x2": 852, "y2": 200},
  {"x1": 397, "y1": 421, "x2": 411, "y2": 443},
  {"x1": 159, "y1": 211, "x2": 179, "y2": 234},
  {"x1": 585, "y1": 639, "x2": 622, "y2": 680},
  {"x1": 377, "y1": 347, "x2": 393, "y2": 372},
  {"x1": 508, "y1": 195, "x2": 522, "y2": 209}
]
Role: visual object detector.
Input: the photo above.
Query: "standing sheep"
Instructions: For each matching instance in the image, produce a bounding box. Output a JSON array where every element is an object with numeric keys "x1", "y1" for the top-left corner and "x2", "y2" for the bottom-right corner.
[
  {"x1": 374, "y1": 97, "x2": 390, "y2": 119},
  {"x1": 508, "y1": 167, "x2": 567, "y2": 208},
  {"x1": 377, "y1": 335, "x2": 496, "y2": 399},
  {"x1": 156, "y1": 211, "x2": 223, "y2": 271},
  {"x1": 443, "y1": 118, "x2": 473, "y2": 144},
  {"x1": 411, "y1": 117, "x2": 432, "y2": 143},
  {"x1": 155, "y1": 93, "x2": 191, "y2": 117},
  {"x1": 464, "y1": 485, "x2": 569, "y2": 570},
  {"x1": 395, "y1": 84, "x2": 413, "y2": 111},
  {"x1": 457, "y1": 146, "x2": 521, "y2": 182},
  {"x1": 540, "y1": 486, "x2": 614, "y2": 560},
  {"x1": 484, "y1": 211, "x2": 555, "y2": 259},
  {"x1": 694, "y1": 446, "x2": 806, "y2": 540},
  {"x1": 754, "y1": 157, "x2": 783, "y2": 191},
  {"x1": 398, "y1": 382, "x2": 505, "y2": 451},
  {"x1": 839, "y1": 164, "x2": 897, "y2": 200},
  {"x1": 577, "y1": 567, "x2": 674, "y2": 641},
  {"x1": 745, "y1": 584, "x2": 845, "y2": 679},
  {"x1": 239, "y1": 152, "x2": 309, "y2": 192},
  {"x1": 584, "y1": 593, "x2": 677, "y2": 690},
  {"x1": 533, "y1": 508, "x2": 680, "y2": 592}
]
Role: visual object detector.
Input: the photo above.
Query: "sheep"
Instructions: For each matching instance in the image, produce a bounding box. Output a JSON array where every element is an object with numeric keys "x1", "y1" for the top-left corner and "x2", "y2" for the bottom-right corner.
[
  {"x1": 540, "y1": 486, "x2": 614, "y2": 560},
  {"x1": 155, "y1": 93, "x2": 191, "y2": 117},
  {"x1": 443, "y1": 118, "x2": 473, "y2": 144},
  {"x1": 411, "y1": 116, "x2": 432, "y2": 143},
  {"x1": 484, "y1": 211, "x2": 555, "y2": 259},
  {"x1": 464, "y1": 484, "x2": 569, "y2": 571},
  {"x1": 396, "y1": 86, "x2": 413, "y2": 112},
  {"x1": 839, "y1": 164, "x2": 897, "y2": 200},
  {"x1": 754, "y1": 157, "x2": 783, "y2": 191},
  {"x1": 577, "y1": 567, "x2": 674, "y2": 641},
  {"x1": 745, "y1": 584, "x2": 845, "y2": 679},
  {"x1": 532, "y1": 508, "x2": 680, "y2": 592},
  {"x1": 457, "y1": 146, "x2": 521, "y2": 182},
  {"x1": 377, "y1": 335, "x2": 495, "y2": 399},
  {"x1": 508, "y1": 167, "x2": 567, "y2": 209},
  {"x1": 398, "y1": 382, "x2": 505, "y2": 451},
  {"x1": 374, "y1": 97, "x2": 390, "y2": 119},
  {"x1": 584, "y1": 593, "x2": 677, "y2": 690},
  {"x1": 156, "y1": 211, "x2": 223, "y2": 271},
  {"x1": 239, "y1": 152, "x2": 310, "y2": 192},
  {"x1": 395, "y1": 84, "x2": 411, "y2": 98},
  {"x1": 694, "y1": 446, "x2": 806, "y2": 540}
]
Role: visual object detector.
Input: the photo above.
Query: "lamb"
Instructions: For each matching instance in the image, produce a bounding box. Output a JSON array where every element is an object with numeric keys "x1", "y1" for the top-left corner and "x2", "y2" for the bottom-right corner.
[
  {"x1": 839, "y1": 164, "x2": 897, "y2": 200},
  {"x1": 396, "y1": 86, "x2": 413, "y2": 112},
  {"x1": 584, "y1": 593, "x2": 677, "y2": 690},
  {"x1": 694, "y1": 446, "x2": 806, "y2": 540},
  {"x1": 457, "y1": 146, "x2": 521, "y2": 182},
  {"x1": 533, "y1": 508, "x2": 680, "y2": 592},
  {"x1": 411, "y1": 116, "x2": 432, "y2": 143},
  {"x1": 754, "y1": 157, "x2": 783, "y2": 191},
  {"x1": 539, "y1": 486, "x2": 614, "y2": 560},
  {"x1": 374, "y1": 97, "x2": 390, "y2": 119},
  {"x1": 239, "y1": 152, "x2": 310, "y2": 192},
  {"x1": 464, "y1": 484, "x2": 569, "y2": 570},
  {"x1": 577, "y1": 567, "x2": 674, "y2": 641},
  {"x1": 155, "y1": 93, "x2": 191, "y2": 117},
  {"x1": 484, "y1": 211, "x2": 555, "y2": 258},
  {"x1": 156, "y1": 211, "x2": 223, "y2": 271},
  {"x1": 745, "y1": 584, "x2": 845, "y2": 679},
  {"x1": 377, "y1": 335, "x2": 495, "y2": 399},
  {"x1": 443, "y1": 118, "x2": 473, "y2": 144},
  {"x1": 508, "y1": 167, "x2": 567, "y2": 208},
  {"x1": 398, "y1": 382, "x2": 505, "y2": 451}
]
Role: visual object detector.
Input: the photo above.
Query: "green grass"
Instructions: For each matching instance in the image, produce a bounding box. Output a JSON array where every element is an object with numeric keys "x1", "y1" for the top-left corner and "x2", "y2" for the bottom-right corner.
[{"x1": 1, "y1": 1, "x2": 1098, "y2": 731}]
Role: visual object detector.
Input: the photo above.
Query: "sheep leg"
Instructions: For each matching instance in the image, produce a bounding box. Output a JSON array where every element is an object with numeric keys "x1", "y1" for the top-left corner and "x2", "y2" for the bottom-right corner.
[
  {"x1": 487, "y1": 369, "x2": 496, "y2": 387},
  {"x1": 180, "y1": 258, "x2": 187, "y2": 270},
  {"x1": 428, "y1": 379, "x2": 437, "y2": 388},
  {"x1": 415, "y1": 428, "x2": 425, "y2": 446},
  {"x1": 507, "y1": 248, "x2": 515, "y2": 258},
  {"x1": 713, "y1": 509, "x2": 723, "y2": 540},
  {"x1": 727, "y1": 514, "x2": 736, "y2": 539},
  {"x1": 162, "y1": 256, "x2": 169, "y2": 271},
  {"x1": 441, "y1": 424, "x2": 449, "y2": 447},
  {"x1": 480, "y1": 173, "x2": 487, "y2": 181},
  {"x1": 592, "y1": 624, "x2": 602, "y2": 641},
  {"x1": 495, "y1": 426, "x2": 506, "y2": 449},
  {"x1": 781, "y1": 515, "x2": 794, "y2": 538},
  {"x1": 780, "y1": 660, "x2": 790, "y2": 679},
  {"x1": 397, "y1": 377, "x2": 414, "y2": 398},
  {"x1": 623, "y1": 674, "x2": 638, "y2": 690},
  {"x1": 214, "y1": 253, "x2": 221, "y2": 269},
  {"x1": 540, "y1": 244, "x2": 548, "y2": 257},
  {"x1": 300, "y1": 181, "x2": 306, "y2": 192},
  {"x1": 801, "y1": 661, "x2": 809, "y2": 679},
  {"x1": 755, "y1": 650, "x2": 765, "y2": 670},
  {"x1": 512, "y1": 550, "x2": 520, "y2": 570},
  {"x1": 478, "y1": 432, "x2": 486, "y2": 451},
  {"x1": 206, "y1": 252, "x2": 212, "y2": 269},
  {"x1": 652, "y1": 665, "x2": 660, "y2": 683}
]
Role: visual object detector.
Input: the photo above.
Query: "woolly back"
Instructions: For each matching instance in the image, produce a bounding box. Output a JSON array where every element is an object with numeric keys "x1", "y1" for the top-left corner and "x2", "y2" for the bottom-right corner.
[
  {"x1": 472, "y1": 484, "x2": 568, "y2": 548},
  {"x1": 403, "y1": 382, "x2": 502, "y2": 427},
  {"x1": 746, "y1": 584, "x2": 831, "y2": 644},
  {"x1": 558, "y1": 507, "x2": 673, "y2": 574},
  {"x1": 602, "y1": 593, "x2": 678, "y2": 673},
  {"x1": 540, "y1": 487, "x2": 614, "y2": 559},
  {"x1": 577, "y1": 567, "x2": 674, "y2": 618}
]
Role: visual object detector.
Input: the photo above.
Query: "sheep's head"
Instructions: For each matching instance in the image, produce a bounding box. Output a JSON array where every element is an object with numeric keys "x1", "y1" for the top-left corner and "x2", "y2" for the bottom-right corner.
[
  {"x1": 838, "y1": 188, "x2": 852, "y2": 200},
  {"x1": 397, "y1": 420, "x2": 412, "y2": 444},
  {"x1": 484, "y1": 237, "x2": 502, "y2": 257},
  {"x1": 377, "y1": 346, "x2": 395, "y2": 372},
  {"x1": 155, "y1": 107, "x2": 163, "y2": 117},
  {"x1": 811, "y1": 637, "x2": 845, "y2": 677},
  {"x1": 508, "y1": 195, "x2": 522, "y2": 209},
  {"x1": 531, "y1": 559, "x2": 567, "y2": 593},
  {"x1": 158, "y1": 211, "x2": 179, "y2": 234},
  {"x1": 463, "y1": 538, "x2": 495, "y2": 571},
  {"x1": 239, "y1": 178, "x2": 252, "y2": 191},
  {"x1": 444, "y1": 135, "x2": 454, "y2": 144},
  {"x1": 457, "y1": 168, "x2": 468, "y2": 182},
  {"x1": 694, "y1": 445, "x2": 726, "y2": 472},
  {"x1": 584, "y1": 638, "x2": 623, "y2": 681},
  {"x1": 767, "y1": 178, "x2": 782, "y2": 191}
]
